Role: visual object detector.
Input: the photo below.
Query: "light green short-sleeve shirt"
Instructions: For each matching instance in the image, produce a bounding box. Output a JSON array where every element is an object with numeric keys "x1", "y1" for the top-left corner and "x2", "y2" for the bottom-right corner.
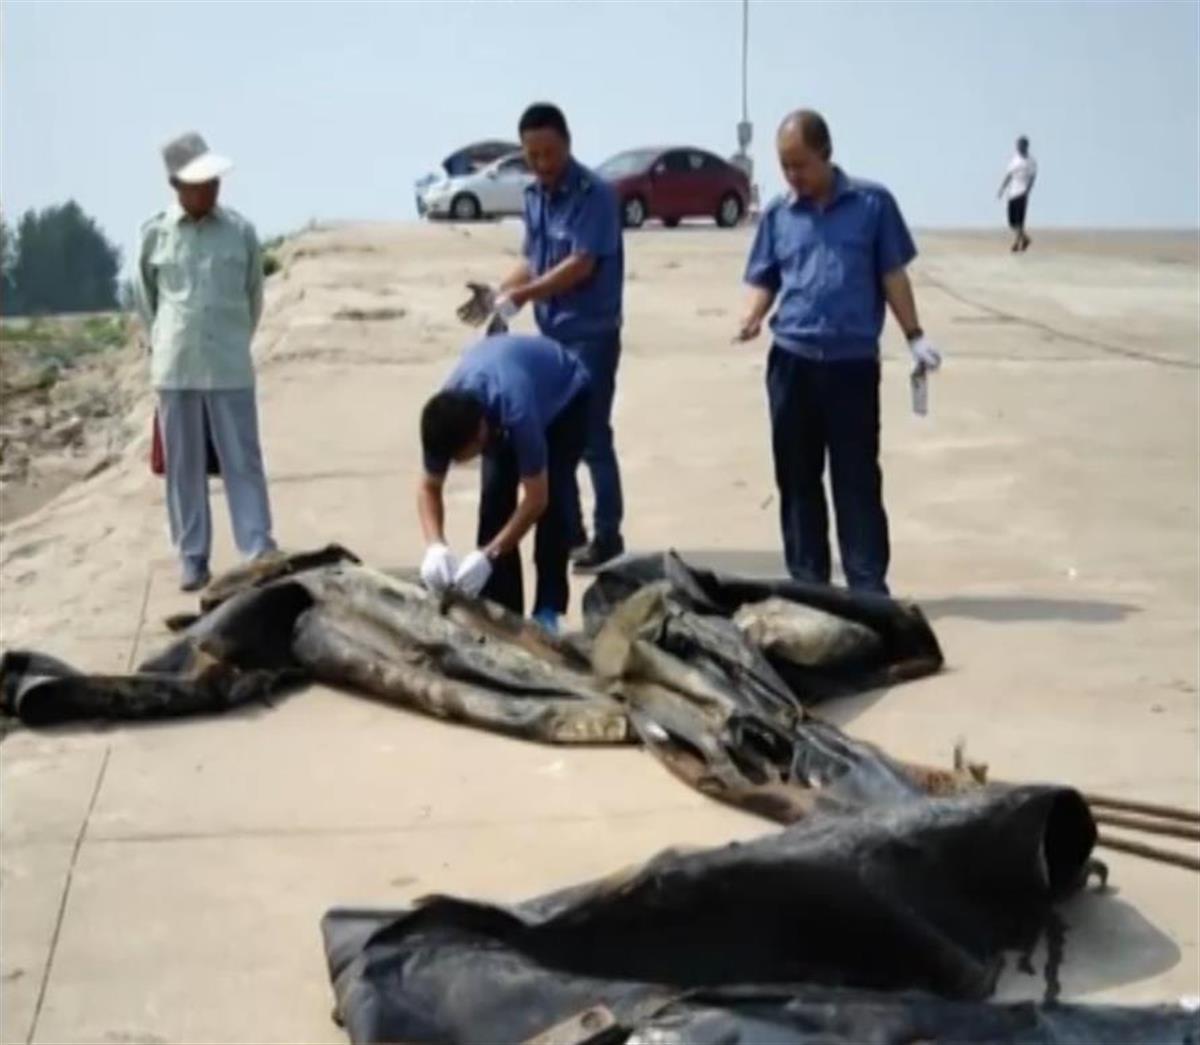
[{"x1": 135, "y1": 203, "x2": 264, "y2": 390}]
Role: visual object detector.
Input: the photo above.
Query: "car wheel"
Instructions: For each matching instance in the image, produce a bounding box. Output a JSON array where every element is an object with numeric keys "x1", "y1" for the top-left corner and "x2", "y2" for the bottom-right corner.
[
  {"x1": 716, "y1": 193, "x2": 744, "y2": 228},
  {"x1": 663, "y1": 216, "x2": 681, "y2": 228},
  {"x1": 622, "y1": 196, "x2": 647, "y2": 229},
  {"x1": 451, "y1": 193, "x2": 482, "y2": 221}
]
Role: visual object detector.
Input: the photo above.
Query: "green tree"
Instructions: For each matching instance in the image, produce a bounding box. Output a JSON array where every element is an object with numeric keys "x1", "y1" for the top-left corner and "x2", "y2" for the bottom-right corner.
[
  {"x1": 0, "y1": 212, "x2": 17, "y2": 315},
  {"x1": 7, "y1": 201, "x2": 121, "y2": 316}
]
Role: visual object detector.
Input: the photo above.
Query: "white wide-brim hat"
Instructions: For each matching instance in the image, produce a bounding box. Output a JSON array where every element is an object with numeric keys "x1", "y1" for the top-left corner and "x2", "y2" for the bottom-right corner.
[{"x1": 162, "y1": 131, "x2": 234, "y2": 184}]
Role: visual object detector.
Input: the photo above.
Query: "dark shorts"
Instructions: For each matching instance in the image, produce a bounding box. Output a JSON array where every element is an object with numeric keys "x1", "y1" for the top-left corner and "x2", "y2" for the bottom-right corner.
[{"x1": 1007, "y1": 194, "x2": 1029, "y2": 230}]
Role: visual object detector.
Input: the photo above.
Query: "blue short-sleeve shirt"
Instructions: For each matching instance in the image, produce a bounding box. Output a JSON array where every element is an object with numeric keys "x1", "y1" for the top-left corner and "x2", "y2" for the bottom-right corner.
[
  {"x1": 424, "y1": 334, "x2": 590, "y2": 478},
  {"x1": 522, "y1": 159, "x2": 623, "y2": 343},
  {"x1": 744, "y1": 168, "x2": 917, "y2": 360}
]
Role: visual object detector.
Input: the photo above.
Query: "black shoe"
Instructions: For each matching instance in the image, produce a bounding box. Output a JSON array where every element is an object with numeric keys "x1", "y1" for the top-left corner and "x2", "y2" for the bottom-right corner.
[
  {"x1": 180, "y1": 567, "x2": 211, "y2": 593},
  {"x1": 572, "y1": 536, "x2": 625, "y2": 574}
]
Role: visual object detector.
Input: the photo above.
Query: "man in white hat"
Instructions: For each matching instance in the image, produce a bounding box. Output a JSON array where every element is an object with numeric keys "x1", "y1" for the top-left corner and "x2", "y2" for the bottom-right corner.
[{"x1": 134, "y1": 131, "x2": 276, "y2": 591}]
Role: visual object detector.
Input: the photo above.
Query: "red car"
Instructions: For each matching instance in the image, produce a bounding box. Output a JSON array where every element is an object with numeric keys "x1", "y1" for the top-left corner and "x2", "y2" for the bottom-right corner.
[{"x1": 598, "y1": 147, "x2": 750, "y2": 229}]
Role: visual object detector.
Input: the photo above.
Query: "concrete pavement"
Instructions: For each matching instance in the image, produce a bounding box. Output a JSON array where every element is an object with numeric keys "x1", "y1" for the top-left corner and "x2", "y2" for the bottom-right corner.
[{"x1": 1, "y1": 223, "x2": 1197, "y2": 1042}]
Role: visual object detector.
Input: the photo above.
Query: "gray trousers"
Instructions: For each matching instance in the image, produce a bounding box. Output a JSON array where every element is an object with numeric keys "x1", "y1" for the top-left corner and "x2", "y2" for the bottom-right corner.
[{"x1": 157, "y1": 389, "x2": 276, "y2": 570}]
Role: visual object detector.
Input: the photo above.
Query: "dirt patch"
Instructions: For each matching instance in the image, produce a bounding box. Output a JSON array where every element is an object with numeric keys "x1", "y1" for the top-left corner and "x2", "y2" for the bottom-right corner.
[
  {"x1": 0, "y1": 313, "x2": 144, "y2": 523},
  {"x1": 333, "y1": 307, "x2": 407, "y2": 322}
]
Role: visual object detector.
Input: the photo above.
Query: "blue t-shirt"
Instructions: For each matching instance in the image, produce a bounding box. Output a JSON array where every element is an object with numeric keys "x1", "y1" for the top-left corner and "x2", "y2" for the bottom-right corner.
[
  {"x1": 424, "y1": 334, "x2": 590, "y2": 478},
  {"x1": 522, "y1": 158, "x2": 623, "y2": 343},
  {"x1": 744, "y1": 168, "x2": 917, "y2": 360}
]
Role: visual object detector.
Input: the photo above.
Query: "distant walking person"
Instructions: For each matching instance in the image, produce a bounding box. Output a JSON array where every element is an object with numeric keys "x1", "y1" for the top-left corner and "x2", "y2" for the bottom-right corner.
[
  {"x1": 998, "y1": 136, "x2": 1037, "y2": 252},
  {"x1": 135, "y1": 132, "x2": 276, "y2": 592},
  {"x1": 735, "y1": 109, "x2": 942, "y2": 595},
  {"x1": 484, "y1": 103, "x2": 626, "y2": 573}
]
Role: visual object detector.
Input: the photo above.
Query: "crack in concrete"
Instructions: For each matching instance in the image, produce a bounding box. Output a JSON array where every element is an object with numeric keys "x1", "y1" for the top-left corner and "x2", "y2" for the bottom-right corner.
[
  {"x1": 25, "y1": 746, "x2": 111, "y2": 1045},
  {"x1": 918, "y1": 272, "x2": 1199, "y2": 371}
]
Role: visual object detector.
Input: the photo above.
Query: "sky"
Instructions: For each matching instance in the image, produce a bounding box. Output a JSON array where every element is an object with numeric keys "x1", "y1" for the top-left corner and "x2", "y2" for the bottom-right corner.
[{"x1": 3, "y1": 0, "x2": 1198, "y2": 262}]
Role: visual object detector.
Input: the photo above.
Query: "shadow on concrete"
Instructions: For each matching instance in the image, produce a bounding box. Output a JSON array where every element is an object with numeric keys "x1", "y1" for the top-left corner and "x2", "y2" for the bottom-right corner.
[
  {"x1": 921, "y1": 595, "x2": 1141, "y2": 625},
  {"x1": 812, "y1": 682, "x2": 910, "y2": 731},
  {"x1": 667, "y1": 548, "x2": 787, "y2": 578},
  {"x1": 1058, "y1": 888, "x2": 1182, "y2": 994},
  {"x1": 996, "y1": 887, "x2": 1181, "y2": 1000}
]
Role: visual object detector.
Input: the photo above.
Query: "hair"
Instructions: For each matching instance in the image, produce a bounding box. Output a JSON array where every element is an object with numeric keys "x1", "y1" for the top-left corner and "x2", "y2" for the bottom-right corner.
[
  {"x1": 1017, "y1": 135, "x2": 1030, "y2": 150},
  {"x1": 519, "y1": 102, "x2": 571, "y2": 142},
  {"x1": 779, "y1": 109, "x2": 833, "y2": 161},
  {"x1": 421, "y1": 391, "x2": 485, "y2": 463}
]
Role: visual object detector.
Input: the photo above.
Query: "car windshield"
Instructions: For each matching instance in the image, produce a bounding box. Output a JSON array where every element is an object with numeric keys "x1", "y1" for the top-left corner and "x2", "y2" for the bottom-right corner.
[
  {"x1": 442, "y1": 141, "x2": 519, "y2": 177},
  {"x1": 597, "y1": 149, "x2": 659, "y2": 179},
  {"x1": 490, "y1": 153, "x2": 529, "y2": 175}
]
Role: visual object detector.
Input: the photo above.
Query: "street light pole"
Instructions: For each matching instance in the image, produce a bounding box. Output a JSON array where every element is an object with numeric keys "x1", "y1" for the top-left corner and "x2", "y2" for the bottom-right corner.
[
  {"x1": 735, "y1": 0, "x2": 757, "y2": 213},
  {"x1": 741, "y1": 0, "x2": 749, "y2": 124}
]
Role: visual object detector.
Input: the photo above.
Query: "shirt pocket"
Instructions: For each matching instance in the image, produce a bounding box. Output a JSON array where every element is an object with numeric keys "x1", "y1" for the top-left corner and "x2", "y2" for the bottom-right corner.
[
  {"x1": 150, "y1": 238, "x2": 188, "y2": 297},
  {"x1": 774, "y1": 222, "x2": 819, "y2": 284},
  {"x1": 826, "y1": 225, "x2": 873, "y2": 284},
  {"x1": 546, "y1": 223, "x2": 574, "y2": 268},
  {"x1": 206, "y1": 244, "x2": 248, "y2": 298},
  {"x1": 823, "y1": 225, "x2": 876, "y2": 329}
]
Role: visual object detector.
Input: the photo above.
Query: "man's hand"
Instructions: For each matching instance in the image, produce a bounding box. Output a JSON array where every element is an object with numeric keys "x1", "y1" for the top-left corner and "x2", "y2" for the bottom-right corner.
[
  {"x1": 453, "y1": 550, "x2": 493, "y2": 598},
  {"x1": 734, "y1": 315, "x2": 763, "y2": 342},
  {"x1": 456, "y1": 282, "x2": 497, "y2": 327},
  {"x1": 908, "y1": 335, "x2": 943, "y2": 371},
  {"x1": 734, "y1": 286, "x2": 774, "y2": 343},
  {"x1": 420, "y1": 543, "x2": 458, "y2": 593}
]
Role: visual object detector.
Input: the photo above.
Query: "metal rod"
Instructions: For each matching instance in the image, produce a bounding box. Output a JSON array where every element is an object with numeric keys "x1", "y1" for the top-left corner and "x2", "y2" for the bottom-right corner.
[
  {"x1": 1096, "y1": 833, "x2": 1200, "y2": 872},
  {"x1": 741, "y1": 0, "x2": 749, "y2": 123},
  {"x1": 1085, "y1": 792, "x2": 1200, "y2": 825},
  {"x1": 1093, "y1": 811, "x2": 1200, "y2": 842}
]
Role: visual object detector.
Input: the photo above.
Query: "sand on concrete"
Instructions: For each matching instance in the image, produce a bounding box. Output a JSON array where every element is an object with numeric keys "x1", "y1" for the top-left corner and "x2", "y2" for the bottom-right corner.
[{"x1": 1, "y1": 222, "x2": 1197, "y2": 1043}]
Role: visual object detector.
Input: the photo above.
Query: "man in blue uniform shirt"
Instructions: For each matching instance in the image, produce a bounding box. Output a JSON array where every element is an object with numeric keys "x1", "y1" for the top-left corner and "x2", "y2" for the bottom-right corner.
[
  {"x1": 417, "y1": 333, "x2": 591, "y2": 633},
  {"x1": 736, "y1": 109, "x2": 943, "y2": 595},
  {"x1": 489, "y1": 103, "x2": 626, "y2": 573}
]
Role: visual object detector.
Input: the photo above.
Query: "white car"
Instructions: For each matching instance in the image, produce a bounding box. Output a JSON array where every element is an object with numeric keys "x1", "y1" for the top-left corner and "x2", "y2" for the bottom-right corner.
[{"x1": 419, "y1": 152, "x2": 533, "y2": 221}]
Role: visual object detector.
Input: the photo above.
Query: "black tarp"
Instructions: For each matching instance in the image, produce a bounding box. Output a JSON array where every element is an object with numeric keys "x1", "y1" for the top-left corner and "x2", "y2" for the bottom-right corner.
[
  {"x1": 321, "y1": 786, "x2": 1194, "y2": 1044},
  {"x1": 1, "y1": 548, "x2": 1191, "y2": 1041}
]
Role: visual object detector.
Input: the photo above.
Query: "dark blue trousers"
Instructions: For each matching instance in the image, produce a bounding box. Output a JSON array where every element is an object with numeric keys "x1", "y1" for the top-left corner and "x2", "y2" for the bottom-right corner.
[
  {"x1": 477, "y1": 389, "x2": 591, "y2": 616},
  {"x1": 562, "y1": 335, "x2": 624, "y2": 546},
  {"x1": 766, "y1": 346, "x2": 890, "y2": 594}
]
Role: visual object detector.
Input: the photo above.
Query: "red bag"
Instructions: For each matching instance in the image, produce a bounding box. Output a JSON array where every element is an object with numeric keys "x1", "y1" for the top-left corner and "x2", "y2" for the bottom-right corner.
[{"x1": 151, "y1": 408, "x2": 220, "y2": 477}]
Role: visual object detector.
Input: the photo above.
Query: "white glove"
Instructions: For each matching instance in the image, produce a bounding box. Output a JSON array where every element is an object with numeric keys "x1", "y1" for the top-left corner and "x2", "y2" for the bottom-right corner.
[
  {"x1": 420, "y1": 543, "x2": 458, "y2": 593},
  {"x1": 493, "y1": 292, "x2": 522, "y2": 321},
  {"x1": 453, "y1": 549, "x2": 493, "y2": 598},
  {"x1": 908, "y1": 335, "x2": 942, "y2": 371}
]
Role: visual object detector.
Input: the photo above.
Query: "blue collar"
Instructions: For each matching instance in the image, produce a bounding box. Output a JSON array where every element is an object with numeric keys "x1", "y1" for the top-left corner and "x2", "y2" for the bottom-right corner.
[
  {"x1": 528, "y1": 158, "x2": 588, "y2": 200},
  {"x1": 787, "y1": 167, "x2": 853, "y2": 211}
]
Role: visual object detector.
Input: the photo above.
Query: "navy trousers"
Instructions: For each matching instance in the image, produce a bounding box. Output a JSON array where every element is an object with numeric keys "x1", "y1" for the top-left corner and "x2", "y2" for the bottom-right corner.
[
  {"x1": 562, "y1": 334, "x2": 624, "y2": 546},
  {"x1": 477, "y1": 389, "x2": 591, "y2": 616},
  {"x1": 766, "y1": 346, "x2": 890, "y2": 594}
]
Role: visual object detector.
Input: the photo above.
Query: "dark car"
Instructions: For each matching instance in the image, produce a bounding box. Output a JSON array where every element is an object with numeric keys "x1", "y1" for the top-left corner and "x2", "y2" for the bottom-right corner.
[{"x1": 597, "y1": 147, "x2": 750, "y2": 229}]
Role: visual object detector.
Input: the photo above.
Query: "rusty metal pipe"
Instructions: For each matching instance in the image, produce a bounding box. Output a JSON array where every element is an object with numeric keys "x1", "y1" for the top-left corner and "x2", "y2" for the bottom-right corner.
[
  {"x1": 1096, "y1": 833, "x2": 1200, "y2": 872},
  {"x1": 1084, "y1": 793, "x2": 1200, "y2": 825},
  {"x1": 1092, "y1": 811, "x2": 1200, "y2": 842}
]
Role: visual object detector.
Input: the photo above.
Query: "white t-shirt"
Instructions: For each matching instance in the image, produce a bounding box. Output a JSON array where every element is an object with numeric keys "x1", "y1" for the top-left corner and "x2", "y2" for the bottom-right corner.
[{"x1": 1005, "y1": 153, "x2": 1038, "y2": 200}]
